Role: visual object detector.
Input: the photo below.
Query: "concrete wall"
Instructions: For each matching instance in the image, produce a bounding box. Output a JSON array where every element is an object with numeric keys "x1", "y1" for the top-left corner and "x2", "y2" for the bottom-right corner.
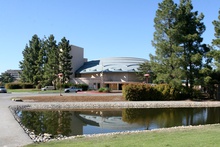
[
  {"x1": 69, "y1": 45, "x2": 86, "y2": 78},
  {"x1": 76, "y1": 72, "x2": 141, "y2": 82},
  {"x1": 73, "y1": 72, "x2": 142, "y2": 90}
]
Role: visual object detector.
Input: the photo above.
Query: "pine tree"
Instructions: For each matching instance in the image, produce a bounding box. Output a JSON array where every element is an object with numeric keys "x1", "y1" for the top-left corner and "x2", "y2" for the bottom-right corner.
[
  {"x1": 58, "y1": 37, "x2": 73, "y2": 83},
  {"x1": 212, "y1": 10, "x2": 220, "y2": 48},
  {"x1": 212, "y1": 10, "x2": 220, "y2": 70},
  {"x1": 201, "y1": 9, "x2": 220, "y2": 99},
  {"x1": 43, "y1": 35, "x2": 60, "y2": 87},
  {"x1": 176, "y1": 0, "x2": 209, "y2": 93},
  {"x1": 149, "y1": 0, "x2": 210, "y2": 97},
  {"x1": 35, "y1": 40, "x2": 45, "y2": 87},
  {"x1": 19, "y1": 34, "x2": 42, "y2": 85},
  {"x1": 150, "y1": 0, "x2": 183, "y2": 88}
]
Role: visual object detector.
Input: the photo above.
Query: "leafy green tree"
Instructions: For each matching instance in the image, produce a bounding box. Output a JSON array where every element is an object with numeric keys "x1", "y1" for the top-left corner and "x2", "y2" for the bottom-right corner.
[
  {"x1": 43, "y1": 35, "x2": 60, "y2": 87},
  {"x1": 19, "y1": 34, "x2": 42, "y2": 86},
  {"x1": 150, "y1": 0, "x2": 183, "y2": 88},
  {"x1": 58, "y1": 37, "x2": 73, "y2": 84},
  {"x1": 0, "y1": 72, "x2": 15, "y2": 85}
]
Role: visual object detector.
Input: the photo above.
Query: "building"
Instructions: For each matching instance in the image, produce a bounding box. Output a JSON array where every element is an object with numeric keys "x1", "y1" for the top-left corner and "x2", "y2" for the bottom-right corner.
[
  {"x1": 4, "y1": 69, "x2": 21, "y2": 80},
  {"x1": 70, "y1": 45, "x2": 147, "y2": 90},
  {"x1": 69, "y1": 45, "x2": 88, "y2": 78}
]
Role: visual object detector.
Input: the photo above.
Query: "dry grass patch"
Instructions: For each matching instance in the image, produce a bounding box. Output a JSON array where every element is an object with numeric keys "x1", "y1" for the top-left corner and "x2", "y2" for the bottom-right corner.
[{"x1": 20, "y1": 95, "x2": 125, "y2": 102}]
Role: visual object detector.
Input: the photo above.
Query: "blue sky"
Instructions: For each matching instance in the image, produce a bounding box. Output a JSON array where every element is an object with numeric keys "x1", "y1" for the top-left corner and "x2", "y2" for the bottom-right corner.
[{"x1": 0, "y1": 0, "x2": 220, "y2": 74}]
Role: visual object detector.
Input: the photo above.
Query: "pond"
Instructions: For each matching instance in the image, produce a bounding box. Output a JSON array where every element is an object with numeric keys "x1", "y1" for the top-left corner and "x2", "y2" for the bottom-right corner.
[{"x1": 16, "y1": 107, "x2": 220, "y2": 137}]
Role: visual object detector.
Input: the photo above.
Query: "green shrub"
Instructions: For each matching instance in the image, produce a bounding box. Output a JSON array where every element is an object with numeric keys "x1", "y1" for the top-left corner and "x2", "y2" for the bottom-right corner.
[
  {"x1": 5, "y1": 83, "x2": 34, "y2": 89},
  {"x1": 103, "y1": 87, "x2": 111, "y2": 92},
  {"x1": 5, "y1": 83, "x2": 22, "y2": 89},
  {"x1": 98, "y1": 87, "x2": 105, "y2": 92},
  {"x1": 148, "y1": 86, "x2": 163, "y2": 100},
  {"x1": 122, "y1": 84, "x2": 151, "y2": 101},
  {"x1": 98, "y1": 87, "x2": 111, "y2": 92},
  {"x1": 154, "y1": 84, "x2": 189, "y2": 100},
  {"x1": 22, "y1": 83, "x2": 34, "y2": 89},
  {"x1": 123, "y1": 83, "x2": 188, "y2": 101},
  {"x1": 155, "y1": 84, "x2": 172, "y2": 100}
]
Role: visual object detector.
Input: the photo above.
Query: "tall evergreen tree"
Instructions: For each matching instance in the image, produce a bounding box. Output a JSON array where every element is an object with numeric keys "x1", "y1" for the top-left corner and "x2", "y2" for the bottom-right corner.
[
  {"x1": 43, "y1": 35, "x2": 60, "y2": 87},
  {"x1": 150, "y1": 0, "x2": 183, "y2": 88},
  {"x1": 201, "y1": 9, "x2": 220, "y2": 99},
  {"x1": 19, "y1": 34, "x2": 42, "y2": 85},
  {"x1": 58, "y1": 37, "x2": 73, "y2": 83},
  {"x1": 176, "y1": 0, "x2": 209, "y2": 92},
  {"x1": 149, "y1": 0, "x2": 210, "y2": 97},
  {"x1": 35, "y1": 40, "x2": 45, "y2": 86},
  {"x1": 212, "y1": 10, "x2": 220, "y2": 49},
  {"x1": 212, "y1": 10, "x2": 220, "y2": 70}
]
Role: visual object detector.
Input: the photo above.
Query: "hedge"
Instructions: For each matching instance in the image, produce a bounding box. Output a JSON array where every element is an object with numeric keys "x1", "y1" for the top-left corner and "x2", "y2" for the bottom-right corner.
[
  {"x1": 122, "y1": 83, "x2": 188, "y2": 101},
  {"x1": 5, "y1": 83, "x2": 34, "y2": 89}
]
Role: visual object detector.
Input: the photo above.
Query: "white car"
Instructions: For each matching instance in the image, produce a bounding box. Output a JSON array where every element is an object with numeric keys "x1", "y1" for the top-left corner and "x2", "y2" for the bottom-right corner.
[
  {"x1": 0, "y1": 86, "x2": 7, "y2": 93},
  {"x1": 41, "y1": 86, "x2": 55, "y2": 91},
  {"x1": 64, "y1": 87, "x2": 82, "y2": 93}
]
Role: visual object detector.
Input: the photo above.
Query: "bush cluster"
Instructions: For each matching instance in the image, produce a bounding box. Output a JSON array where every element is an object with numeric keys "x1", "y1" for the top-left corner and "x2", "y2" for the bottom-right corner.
[
  {"x1": 122, "y1": 84, "x2": 188, "y2": 101},
  {"x1": 98, "y1": 87, "x2": 111, "y2": 93},
  {"x1": 5, "y1": 83, "x2": 34, "y2": 89}
]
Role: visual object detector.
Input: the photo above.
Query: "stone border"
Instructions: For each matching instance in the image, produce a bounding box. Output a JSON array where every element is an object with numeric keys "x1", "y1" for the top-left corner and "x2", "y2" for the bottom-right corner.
[
  {"x1": 10, "y1": 101, "x2": 220, "y2": 110},
  {"x1": 8, "y1": 101, "x2": 220, "y2": 143}
]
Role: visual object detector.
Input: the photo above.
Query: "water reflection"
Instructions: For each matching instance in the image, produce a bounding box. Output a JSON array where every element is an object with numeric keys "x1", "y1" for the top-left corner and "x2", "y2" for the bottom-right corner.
[
  {"x1": 122, "y1": 108, "x2": 209, "y2": 130},
  {"x1": 17, "y1": 107, "x2": 220, "y2": 137},
  {"x1": 20, "y1": 110, "x2": 72, "y2": 136}
]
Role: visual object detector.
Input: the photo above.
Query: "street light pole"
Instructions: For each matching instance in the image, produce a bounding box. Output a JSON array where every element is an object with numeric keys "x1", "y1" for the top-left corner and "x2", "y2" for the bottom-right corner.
[
  {"x1": 58, "y1": 73, "x2": 63, "y2": 96},
  {"x1": 144, "y1": 74, "x2": 150, "y2": 84}
]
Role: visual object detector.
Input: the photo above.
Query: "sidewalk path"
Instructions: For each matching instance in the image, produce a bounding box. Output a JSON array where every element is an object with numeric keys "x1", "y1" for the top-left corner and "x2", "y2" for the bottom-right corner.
[{"x1": 0, "y1": 93, "x2": 33, "y2": 147}]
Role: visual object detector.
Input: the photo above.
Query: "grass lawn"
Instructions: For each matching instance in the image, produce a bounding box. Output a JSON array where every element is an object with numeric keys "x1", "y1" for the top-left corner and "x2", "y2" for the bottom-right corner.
[
  {"x1": 7, "y1": 89, "x2": 61, "y2": 93},
  {"x1": 25, "y1": 124, "x2": 220, "y2": 147}
]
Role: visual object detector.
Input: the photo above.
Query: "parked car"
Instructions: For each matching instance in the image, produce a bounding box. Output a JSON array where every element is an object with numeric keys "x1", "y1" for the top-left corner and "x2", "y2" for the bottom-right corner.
[
  {"x1": 0, "y1": 86, "x2": 7, "y2": 93},
  {"x1": 64, "y1": 87, "x2": 82, "y2": 93},
  {"x1": 41, "y1": 86, "x2": 55, "y2": 91}
]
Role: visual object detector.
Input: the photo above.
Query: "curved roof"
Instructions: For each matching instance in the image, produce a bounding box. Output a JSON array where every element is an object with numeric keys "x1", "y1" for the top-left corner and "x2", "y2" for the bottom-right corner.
[{"x1": 76, "y1": 57, "x2": 147, "y2": 74}]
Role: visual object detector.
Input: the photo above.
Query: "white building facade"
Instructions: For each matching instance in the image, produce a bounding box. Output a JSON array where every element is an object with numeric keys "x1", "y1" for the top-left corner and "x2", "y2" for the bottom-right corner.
[{"x1": 70, "y1": 45, "x2": 146, "y2": 90}]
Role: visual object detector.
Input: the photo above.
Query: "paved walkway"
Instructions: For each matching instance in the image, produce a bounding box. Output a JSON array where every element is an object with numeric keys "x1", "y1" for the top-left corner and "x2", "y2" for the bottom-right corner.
[
  {"x1": 2, "y1": 92, "x2": 220, "y2": 147},
  {"x1": 0, "y1": 93, "x2": 33, "y2": 147}
]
